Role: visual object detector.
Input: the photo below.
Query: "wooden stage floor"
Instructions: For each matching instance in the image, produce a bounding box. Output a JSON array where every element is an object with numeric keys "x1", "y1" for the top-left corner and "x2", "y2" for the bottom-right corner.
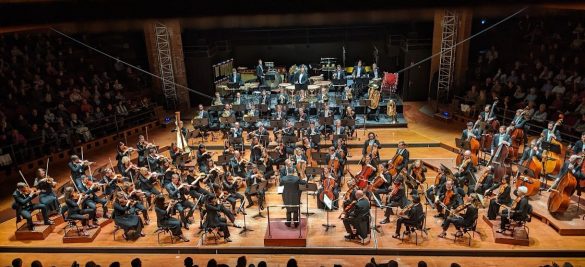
[{"x1": 1, "y1": 102, "x2": 584, "y2": 263}]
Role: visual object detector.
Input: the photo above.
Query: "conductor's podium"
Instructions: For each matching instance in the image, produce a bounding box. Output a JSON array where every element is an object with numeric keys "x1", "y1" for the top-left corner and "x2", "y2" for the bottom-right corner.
[{"x1": 264, "y1": 205, "x2": 307, "y2": 247}]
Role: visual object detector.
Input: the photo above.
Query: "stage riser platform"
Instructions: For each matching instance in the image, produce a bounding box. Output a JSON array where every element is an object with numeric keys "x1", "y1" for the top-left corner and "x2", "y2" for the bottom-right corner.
[
  {"x1": 483, "y1": 215, "x2": 529, "y2": 246},
  {"x1": 14, "y1": 223, "x2": 53, "y2": 240},
  {"x1": 264, "y1": 218, "x2": 307, "y2": 247},
  {"x1": 529, "y1": 193, "x2": 585, "y2": 236},
  {"x1": 63, "y1": 227, "x2": 101, "y2": 243}
]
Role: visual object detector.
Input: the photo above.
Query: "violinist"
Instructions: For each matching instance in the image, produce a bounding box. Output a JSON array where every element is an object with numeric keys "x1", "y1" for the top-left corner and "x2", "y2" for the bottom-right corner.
[
  {"x1": 165, "y1": 174, "x2": 196, "y2": 229},
  {"x1": 260, "y1": 147, "x2": 277, "y2": 180},
  {"x1": 380, "y1": 176, "x2": 408, "y2": 224},
  {"x1": 121, "y1": 182, "x2": 150, "y2": 224},
  {"x1": 392, "y1": 194, "x2": 423, "y2": 239},
  {"x1": 518, "y1": 139, "x2": 542, "y2": 166},
  {"x1": 79, "y1": 175, "x2": 109, "y2": 219},
  {"x1": 475, "y1": 166, "x2": 495, "y2": 195},
  {"x1": 12, "y1": 182, "x2": 53, "y2": 230},
  {"x1": 250, "y1": 137, "x2": 263, "y2": 164},
  {"x1": 229, "y1": 151, "x2": 247, "y2": 179},
  {"x1": 63, "y1": 187, "x2": 98, "y2": 234},
  {"x1": 146, "y1": 148, "x2": 164, "y2": 173},
  {"x1": 406, "y1": 160, "x2": 427, "y2": 196},
  {"x1": 100, "y1": 168, "x2": 120, "y2": 200},
  {"x1": 362, "y1": 132, "x2": 381, "y2": 157},
  {"x1": 274, "y1": 143, "x2": 288, "y2": 165},
  {"x1": 497, "y1": 186, "x2": 530, "y2": 234},
  {"x1": 222, "y1": 172, "x2": 245, "y2": 213},
  {"x1": 120, "y1": 156, "x2": 138, "y2": 179},
  {"x1": 196, "y1": 144, "x2": 214, "y2": 173},
  {"x1": 136, "y1": 135, "x2": 149, "y2": 167},
  {"x1": 571, "y1": 133, "x2": 585, "y2": 155},
  {"x1": 331, "y1": 119, "x2": 345, "y2": 147},
  {"x1": 169, "y1": 142, "x2": 181, "y2": 165},
  {"x1": 344, "y1": 106, "x2": 357, "y2": 139},
  {"x1": 392, "y1": 141, "x2": 410, "y2": 174},
  {"x1": 542, "y1": 120, "x2": 562, "y2": 143},
  {"x1": 184, "y1": 170, "x2": 212, "y2": 201},
  {"x1": 204, "y1": 195, "x2": 233, "y2": 242},
  {"x1": 491, "y1": 126, "x2": 511, "y2": 155},
  {"x1": 317, "y1": 166, "x2": 340, "y2": 210},
  {"x1": 113, "y1": 191, "x2": 145, "y2": 240},
  {"x1": 161, "y1": 160, "x2": 175, "y2": 186},
  {"x1": 245, "y1": 165, "x2": 266, "y2": 209},
  {"x1": 34, "y1": 168, "x2": 59, "y2": 214},
  {"x1": 426, "y1": 165, "x2": 449, "y2": 204},
  {"x1": 460, "y1": 122, "x2": 479, "y2": 148},
  {"x1": 438, "y1": 193, "x2": 480, "y2": 238},
  {"x1": 486, "y1": 175, "x2": 512, "y2": 220},
  {"x1": 453, "y1": 150, "x2": 475, "y2": 194},
  {"x1": 280, "y1": 170, "x2": 307, "y2": 228},
  {"x1": 116, "y1": 142, "x2": 134, "y2": 174},
  {"x1": 342, "y1": 189, "x2": 370, "y2": 241},
  {"x1": 138, "y1": 167, "x2": 161, "y2": 207},
  {"x1": 153, "y1": 195, "x2": 189, "y2": 242},
  {"x1": 434, "y1": 180, "x2": 463, "y2": 219},
  {"x1": 68, "y1": 155, "x2": 89, "y2": 189}
]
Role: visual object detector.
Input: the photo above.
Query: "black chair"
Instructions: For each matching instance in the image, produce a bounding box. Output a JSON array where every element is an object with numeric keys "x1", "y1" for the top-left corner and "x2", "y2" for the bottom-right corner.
[
  {"x1": 200, "y1": 213, "x2": 221, "y2": 245},
  {"x1": 401, "y1": 212, "x2": 428, "y2": 245},
  {"x1": 454, "y1": 216, "x2": 479, "y2": 246},
  {"x1": 61, "y1": 205, "x2": 86, "y2": 237},
  {"x1": 507, "y1": 204, "x2": 532, "y2": 238}
]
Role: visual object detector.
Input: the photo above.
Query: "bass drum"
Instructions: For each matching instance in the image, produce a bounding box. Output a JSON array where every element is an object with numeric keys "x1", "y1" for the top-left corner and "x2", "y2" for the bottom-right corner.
[{"x1": 264, "y1": 70, "x2": 283, "y2": 89}]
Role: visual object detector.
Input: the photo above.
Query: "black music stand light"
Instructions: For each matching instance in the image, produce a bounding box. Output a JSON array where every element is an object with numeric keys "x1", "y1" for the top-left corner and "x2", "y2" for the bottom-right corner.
[{"x1": 299, "y1": 182, "x2": 318, "y2": 217}]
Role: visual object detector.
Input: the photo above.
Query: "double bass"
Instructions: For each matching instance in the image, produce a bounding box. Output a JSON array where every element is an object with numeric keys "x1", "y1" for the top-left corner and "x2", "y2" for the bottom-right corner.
[
  {"x1": 510, "y1": 107, "x2": 529, "y2": 161},
  {"x1": 542, "y1": 116, "x2": 564, "y2": 177},
  {"x1": 480, "y1": 99, "x2": 499, "y2": 151},
  {"x1": 547, "y1": 170, "x2": 577, "y2": 214}
]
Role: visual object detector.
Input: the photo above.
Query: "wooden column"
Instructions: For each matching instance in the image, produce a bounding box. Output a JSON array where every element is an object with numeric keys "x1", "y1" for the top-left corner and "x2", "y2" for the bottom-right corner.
[{"x1": 143, "y1": 19, "x2": 190, "y2": 111}]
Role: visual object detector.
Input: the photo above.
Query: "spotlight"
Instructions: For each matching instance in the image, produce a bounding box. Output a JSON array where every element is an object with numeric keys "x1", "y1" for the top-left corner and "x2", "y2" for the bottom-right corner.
[{"x1": 481, "y1": 19, "x2": 487, "y2": 25}]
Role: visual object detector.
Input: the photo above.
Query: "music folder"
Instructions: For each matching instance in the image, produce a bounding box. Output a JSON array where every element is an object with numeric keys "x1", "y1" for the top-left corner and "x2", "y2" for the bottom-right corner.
[{"x1": 299, "y1": 182, "x2": 318, "y2": 192}]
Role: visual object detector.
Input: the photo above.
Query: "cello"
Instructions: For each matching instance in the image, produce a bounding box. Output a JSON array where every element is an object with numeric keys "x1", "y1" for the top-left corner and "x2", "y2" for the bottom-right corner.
[
  {"x1": 388, "y1": 151, "x2": 404, "y2": 177},
  {"x1": 319, "y1": 170, "x2": 337, "y2": 208},
  {"x1": 350, "y1": 157, "x2": 376, "y2": 189}
]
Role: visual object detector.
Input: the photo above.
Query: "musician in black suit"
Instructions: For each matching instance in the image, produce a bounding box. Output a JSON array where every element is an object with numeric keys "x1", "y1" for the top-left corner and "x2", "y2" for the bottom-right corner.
[
  {"x1": 333, "y1": 65, "x2": 345, "y2": 80},
  {"x1": 369, "y1": 63, "x2": 382, "y2": 80},
  {"x1": 228, "y1": 68, "x2": 243, "y2": 86},
  {"x1": 453, "y1": 150, "x2": 475, "y2": 194},
  {"x1": 362, "y1": 132, "x2": 381, "y2": 157},
  {"x1": 229, "y1": 151, "x2": 247, "y2": 178},
  {"x1": 352, "y1": 60, "x2": 366, "y2": 78},
  {"x1": 256, "y1": 59, "x2": 265, "y2": 83},
  {"x1": 571, "y1": 133, "x2": 585, "y2": 155},
  {"x1": 204, "y1": 195, "x2": 232, "y2": 242},
  {"x1": 372, "y1": 163, "x2": 392, "y2": 203},
  {"x1": 245, "y1": 165, "x2": 266, "y2": 209},
  {"x1": 510, "y1": 109, "x2": 529, "y2": 145},
  {"x1": 497, "y1": 186, "x2": 530, "y2": 233},
  {"x1": 12, "y1": 182, "x2": 53, "y2": 230},
  {"x1": 438, "y1": 193, "x2": 480, "y2": 238},
  {"x1": 542, "y1": 120, "x2": 562, "y2": 143},
  {"x1": 136, "y1": 135, "x2": 149, "y2": 167},
  {"x1": 342, "y1": 189, "x2": 371, "y2": 240},
  {"x1": 491, "y1": 126, "x2": 511, "y2": 154},
  {"x1": 331, "y1": 119, "x2": 346, "y2": 147},
  {"x1": 380, "y1": 176, "x2": 408, "y2": 224},
  {"x1": 281, "y1": 174, "x2": 307, "y2": 227},
  {"x1": 294, "y1": 65, "x2": 309, "y2": 86},
  {"x1": 259, "y1": 90, "x2": 271, "y2": 106},
  {"x1": 392, "y1": 194, "x2": 424, "y2": 239},
  {"x1": 392, "y1": 141, "x2": 410, "y2": 174},
  {"x1": 518, "y1": 139, "x2": 542, "y2": 166},
  {"x1": 165, "y1": 175, "x2": 196, "y2": 229},
  {"x1": 434, "y1": 180, "x2": 463, "y2": 218},
  {"x1": 460, "y1": 122, "x2": 480, "y2": 148},
  {"x1": 486, "y1": 175, "x2": 512, "y2": 220},
  {"x1": 479, "y1": 104, "x2": 497, "y2": 125}
]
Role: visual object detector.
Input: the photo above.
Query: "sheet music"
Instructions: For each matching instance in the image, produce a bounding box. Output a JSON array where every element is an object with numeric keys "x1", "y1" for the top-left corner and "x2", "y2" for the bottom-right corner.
[
  {"x1": 324, "y1": 194, "x2": 333, "y2": 210},
  {"x1": 278, "y1": 186, "x2": 284, "y2": 194}
]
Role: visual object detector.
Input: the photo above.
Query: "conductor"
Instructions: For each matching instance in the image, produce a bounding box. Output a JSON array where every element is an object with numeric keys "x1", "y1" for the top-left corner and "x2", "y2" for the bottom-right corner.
[{"x1": 280, "y1": 175, "x2": 307, "y2": 228}]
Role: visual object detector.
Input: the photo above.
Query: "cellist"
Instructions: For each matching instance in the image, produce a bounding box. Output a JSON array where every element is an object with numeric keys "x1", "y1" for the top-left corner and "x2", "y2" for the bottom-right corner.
[
  {"x1": 317, "y1": 166, "x2": 340, "y2": 210},
  {"x1": 326, "y1": 146, "x2": 344, "y2": 179},
  {"x1": 486, "y1": 175, "x2": 512, "y2": 220},
  {"x1": 390, "y1": 141, "x2": 410, "y2": 175},
  {"x1": 372, "y1": 163, "x2": 393, "y2": 204},
  {"x1": 454, "y1": 150, "x2": 476, "y2": 194},
  {"x1": 362, "y1": 132, "x2": 381, "y2": 157}
]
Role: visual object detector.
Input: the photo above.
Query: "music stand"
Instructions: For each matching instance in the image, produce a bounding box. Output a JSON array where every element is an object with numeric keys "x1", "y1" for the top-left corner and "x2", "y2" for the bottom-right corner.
[
  {"x1": 282, "y1": 135, "x2": 298, "y2": 145},
  {"x1": 217, "y1": 155, "x2": 232, "y2": 166},
  {"x1": 370, "y1": 193, "x2": 388, "y2": 233},
  {"x1": 229, "y1": 136, "x2": 244, "y2": 152},
  {"x1": 251, "y1": 181, "x2": 268, "y2": 218},
  {"x1": 243, "y1": 116, "x2": 259, "y2": 129},
  {"x1": 341, "y1": 119, "x2": 354, "y2": 128},
  {"x1": 541, "y1": 141, "x2": 561, "y2": 154},
  {"x1": 305, "y1": 167, "x2": 323, "y2": 182},
  {"x1": 296, "y1": 102, "x2": 309, "y2": 110},
  {"x1": 232, "y1": 104, "x2": 246, "y2": 113},
  {"x1": 270, "y1": 120, "x2": 285, "y2": 129},
  {"x1": 322, "y1": 194, "x2": 336, "y2": 231},
  {"x1": 333, "y1": 134, "x2": 347, "y2": 144},
  {"x1": 310, "y1": 134, "x2": 320, "y2": 146},
  {"x1": 299, "y1": 183, "x2": 318, "y2": 217},
  {"x1": 319, "y1": 116, "x2": 333, "y2": 127},
  {"x1": 238, "y1": 199, "x2": 253, "y2": 234},
  {"x1": 219, "y1": 116, "x2": 236, "y2": 129},
  {"x1": 192, "y1": 118, "x2": 210, "y2": 142},
  {"x1": 295, "y1": 121, "x2": 309, "y2": 131}
]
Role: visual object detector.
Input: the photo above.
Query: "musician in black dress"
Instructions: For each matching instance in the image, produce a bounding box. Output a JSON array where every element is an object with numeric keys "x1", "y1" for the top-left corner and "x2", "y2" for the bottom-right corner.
[
  {"x1": 136, "y1": 135, "x2": 148, "y2": 167},
  {"x1": 204, "y1": 195, "x2": 232, "y2": 242},
  {"x1": 487, "y1": 175, "x2": 512, "y2": 220},
  {"x1": 342, "y1": 189, "x2": 371, "y2": 240},
  {"x1": 113, "y1": 191, "x2": 145, "y2": 240},
  {"x1": 154, "y1": 195, "x2": 189, "y2": 242},
  {"x1": 12, "y1": 182, "x2": 53, "y2": 230},
  {"x1": 100, "y1": 168, "x2": 120, "y2": 200},
  {"x1": 165, "y1": 174, "x2": 196, "y2": 229},
  {"x1": 380, "y1": 176, "x2": 408, "y2": 224},
  {"x1": 79, "y1": 175, "x2": 109, "y2": 219},
  {"x1": 34, "y1": 168, "x2": 59, "y2": 214},
  {"x1": 68, "y1": 155, "x2": 88, "y2": 190},
  {"x1": 438, "y1": 193, "x2": 480, "y2": 238},
  {"x1": 392, "y1": 194, "x2": 424, "y2": 239},
  {"x1": 116, "y1": 142, "x2": 133, "y2": 174},
  {"x1": 63, "y1": 187, "x2": 98, "y2": 234},
  {"x1": 138, "y1": 167, "x2": 161, "y2": 207},
  {"x1": 196, "y1": 144, "x2": 214, "y2": 173}
]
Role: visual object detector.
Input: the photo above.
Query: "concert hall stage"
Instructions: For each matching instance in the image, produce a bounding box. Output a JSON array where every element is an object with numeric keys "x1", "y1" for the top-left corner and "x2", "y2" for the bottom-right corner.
[{"x1": 0, "y1": 103, "x2": 583, "y2": 261}]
